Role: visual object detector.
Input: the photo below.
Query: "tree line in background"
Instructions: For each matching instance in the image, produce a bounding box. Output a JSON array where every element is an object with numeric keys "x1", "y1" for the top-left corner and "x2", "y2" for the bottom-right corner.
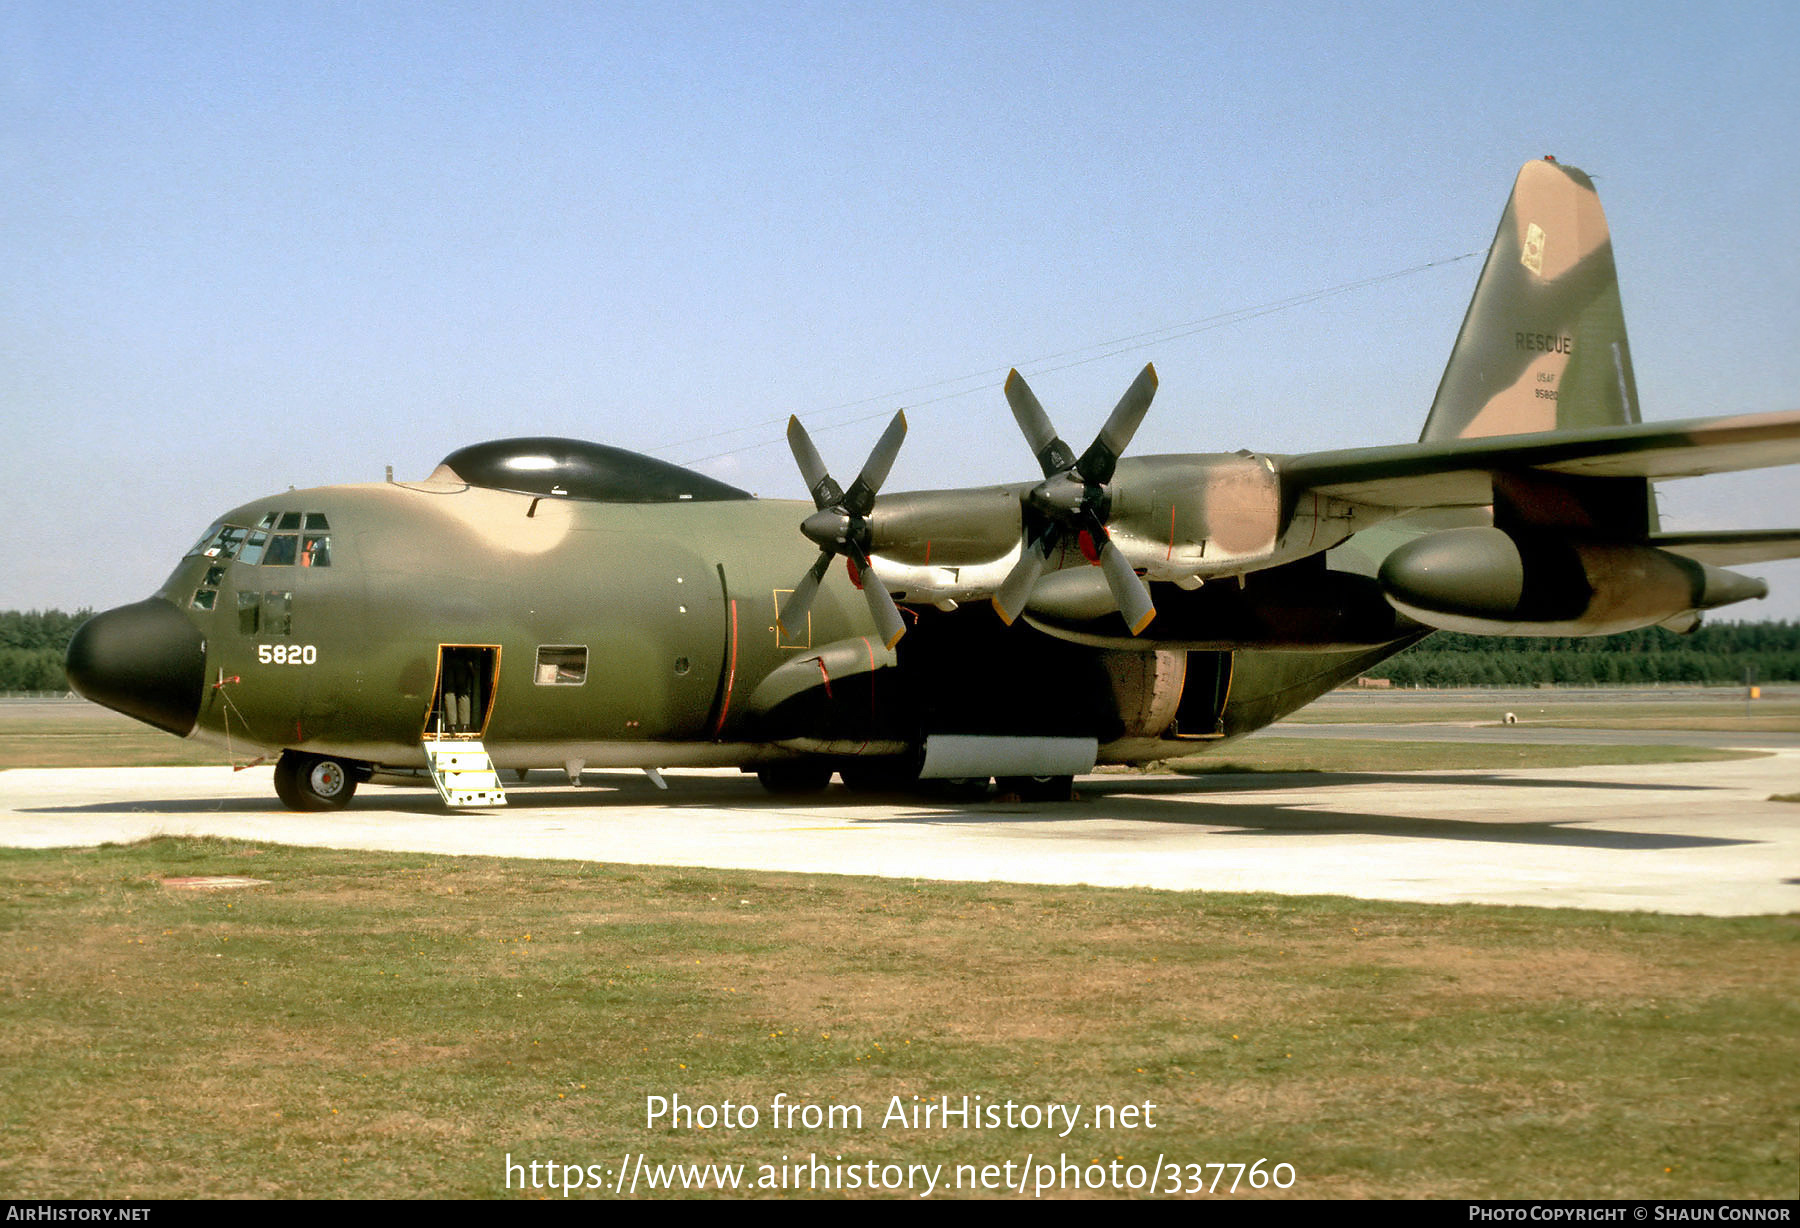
[
  {"x1": 1, "y1": 609, "x2": 1796, "y2": 693},
  {"x1": 1370, "y1": 622, "x2": 1800, "y2": 688},
  {"x1": 0, "y1": 609, "x2": 93, "y2": 692}
]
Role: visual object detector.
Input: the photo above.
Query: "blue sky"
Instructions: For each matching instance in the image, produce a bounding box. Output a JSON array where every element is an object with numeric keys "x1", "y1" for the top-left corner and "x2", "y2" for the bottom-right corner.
[{"x1": 4, "y1": 2, "x2": 1797, "y2": 616}]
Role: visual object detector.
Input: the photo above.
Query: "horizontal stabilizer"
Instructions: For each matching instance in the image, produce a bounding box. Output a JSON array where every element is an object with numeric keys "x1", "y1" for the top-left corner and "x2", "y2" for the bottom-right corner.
[
  {"x1": 1648, "y1": 529, "x2": 1800, "y2": 567},
  {"x1": 1286, "y1": 409, "x2": 1800, "y2": 509}
]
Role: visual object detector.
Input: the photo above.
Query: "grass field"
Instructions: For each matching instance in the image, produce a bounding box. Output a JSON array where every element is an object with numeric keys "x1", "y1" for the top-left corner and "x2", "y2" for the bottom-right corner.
[
  {"x1": 0, "y1": 700, "x2": 233, "y2": 769},
  {"x1": 1, "y1": 837, "x2": 1794, "y2": 1200},
  {"x1": 1157, "y1": 738, "x2": 1755, "y2": 775},
  {"x1": 1287, "y1": 689, "x2": 1800, "y2": 732}
]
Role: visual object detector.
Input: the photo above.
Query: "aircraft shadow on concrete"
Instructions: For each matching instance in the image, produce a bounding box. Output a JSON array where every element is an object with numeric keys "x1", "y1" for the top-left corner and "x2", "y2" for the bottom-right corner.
[
  {"x1": 574, "y1": 770, "x2": 1748, "y2": 851},
  {"x1": 1090, "y1": 770, "x2": 1718, "y2": 794},
  {"x1": 857, "y1": 776, "x2": 1754, "y2": 851},
  {"x1": 870, "y1": 799, "x2": 1749, "y2": 851},
  {"x1": 25, "y1": 797, "x2": 295, "y2": 817},
  {"x1": 20, "y1": 766, "x2": 1755, "y2": 852}
]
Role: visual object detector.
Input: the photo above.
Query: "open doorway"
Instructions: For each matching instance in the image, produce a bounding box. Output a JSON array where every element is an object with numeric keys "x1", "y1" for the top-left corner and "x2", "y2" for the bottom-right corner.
[
  {"x1": 429, "y1": 645, "x2": 500, "y2": 739},
  {"x1": 1170, "y1": 650, "x2": 1232, "y2": 740}
]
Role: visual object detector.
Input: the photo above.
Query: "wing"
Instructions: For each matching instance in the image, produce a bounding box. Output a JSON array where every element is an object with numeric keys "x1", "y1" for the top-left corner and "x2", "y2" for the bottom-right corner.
[{"x1": 1283, "y1": 409, "x2": 1800, "y2": 509}]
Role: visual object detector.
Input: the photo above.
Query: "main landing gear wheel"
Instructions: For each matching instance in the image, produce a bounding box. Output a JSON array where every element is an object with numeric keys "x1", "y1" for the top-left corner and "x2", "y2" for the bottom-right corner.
[
  {"x1": 934, "y1": 776, "x2": 992, "y2": 801},
  {"x1": 755, "y1": 761, "x2": 833, "y2": 795},
  {"x1": 274, "y1": 750, "x2": 359, "y2": 811},
  {"x1": 997, "y1": 774, "x2": 1074, "y2": 803},
  {"x1": 838, "y1": 757, "x2": 921, "y2": 794}
]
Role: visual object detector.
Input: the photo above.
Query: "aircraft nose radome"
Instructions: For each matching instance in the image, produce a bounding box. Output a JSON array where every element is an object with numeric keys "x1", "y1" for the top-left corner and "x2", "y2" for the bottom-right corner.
[{"x1": 64, "y1": 599, "x2": 207, "y2": 736}]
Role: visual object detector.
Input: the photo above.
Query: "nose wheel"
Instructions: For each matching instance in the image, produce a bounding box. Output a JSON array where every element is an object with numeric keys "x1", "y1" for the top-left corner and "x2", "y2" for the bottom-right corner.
[{"x1": 274, "y1": 750, "x2": 360, "y2": 811}]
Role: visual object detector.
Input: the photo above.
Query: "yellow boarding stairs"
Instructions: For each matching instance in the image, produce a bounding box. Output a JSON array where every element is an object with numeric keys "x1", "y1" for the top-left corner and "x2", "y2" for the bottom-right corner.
[{"x1": 422, "y1": 737, "x2": 508, "y2": 808}]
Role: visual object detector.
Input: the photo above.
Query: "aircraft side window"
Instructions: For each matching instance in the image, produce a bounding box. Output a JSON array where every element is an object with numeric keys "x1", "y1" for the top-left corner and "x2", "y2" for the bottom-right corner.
[
  {"x1": 190, "y1": 589, "x2": 216, "y2": 611},
  {"x1": 203, "y1": 564, "x2": 226, "y2": 587},
  {"x1": 239, "y1": 530, "x2": 268, "y2": 566},
  {"x1": 534, "y1": 646, "x2": 587, "y2": 686},
  {"x1": 262, "y1": 591, "x2": 292, "y2": 637},
  {"x1": 264, "y1": 534, "x2": 299, "y2": 566},
  {"x1": 277, "y1": 512, "x2": 302, "y2": 531},
  {"x1": 238, "y1": 591, "x2": 260, "y2": 635},
  {"x1": 300, "y1": 533, "x2": 330, "y2": 567},
  {"x1": 305, "y1": 512, "x2": 330, "y2": 530}
]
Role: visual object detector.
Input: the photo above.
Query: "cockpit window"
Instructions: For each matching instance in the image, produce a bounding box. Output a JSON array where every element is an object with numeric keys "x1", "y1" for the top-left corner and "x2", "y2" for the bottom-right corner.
[
  {"x1": 238, "y1": 530, "x2": 268, "y2": 566},
  {"x1": 301, "y1": 534, "x2": 330, "y2": 567},
  {"x1": 216, "y1": 527, "x2": 248, "y2": 558},
  {"x1": 277, "y1": 512, "x2": 302, "y2": 531},
  {"x1": 185, "y1": 523, "x2": 225, "y2": 558},
  {"x1": 264, "y1": 534, "x2": 299, "y2": 566},
  {"x1": 305, "y1": 512, "x2": 330, "y2": 531},
  {"x1": 187, "y1": 523, "x2": 247, "y2": 559}
]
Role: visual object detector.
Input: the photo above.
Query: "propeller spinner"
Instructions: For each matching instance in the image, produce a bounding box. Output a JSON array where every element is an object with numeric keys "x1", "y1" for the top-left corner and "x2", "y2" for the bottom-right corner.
[
  {"x1": 992, "y1": 364, "x2": 1159, "y2": 634},
  {"x1": 777, "y1": 411, "x2": 909, "y2": 649}
]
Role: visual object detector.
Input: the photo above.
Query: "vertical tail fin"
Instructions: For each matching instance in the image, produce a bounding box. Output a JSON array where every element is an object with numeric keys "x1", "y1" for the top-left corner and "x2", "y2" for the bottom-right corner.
[
  {"x1": 1421, "y1": 158, "x2": 1642, "y2": 443},
  {"x1": 1424, "y1": 158, "x2": 1657, "y2": 537}
]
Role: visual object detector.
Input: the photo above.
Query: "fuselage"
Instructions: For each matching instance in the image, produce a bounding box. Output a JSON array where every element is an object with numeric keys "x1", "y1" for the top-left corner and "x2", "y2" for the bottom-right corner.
[{"x1": 84, "y1": 477, "x2": 885, "y2": 769}]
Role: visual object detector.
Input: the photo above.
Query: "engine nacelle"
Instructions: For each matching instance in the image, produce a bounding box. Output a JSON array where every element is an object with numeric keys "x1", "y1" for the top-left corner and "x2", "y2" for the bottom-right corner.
[{"x1": 1378, "y1": 526, "x2": 1766, "y2": 636}]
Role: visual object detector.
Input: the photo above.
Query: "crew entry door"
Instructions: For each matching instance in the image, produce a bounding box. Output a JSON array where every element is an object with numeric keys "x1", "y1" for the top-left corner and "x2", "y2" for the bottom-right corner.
[{"x1": 430, "y1": 646, "x2": 500, "y2": 738}]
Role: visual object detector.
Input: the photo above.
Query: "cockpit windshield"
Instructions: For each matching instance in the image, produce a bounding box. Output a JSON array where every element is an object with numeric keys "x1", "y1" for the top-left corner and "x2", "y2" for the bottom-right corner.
[
  {"x1": 184, "y1": 510, "x2": 338, "y2": 611},
  {"x1": 186, "y1": 511, "x2": 333, "y2": 568}
]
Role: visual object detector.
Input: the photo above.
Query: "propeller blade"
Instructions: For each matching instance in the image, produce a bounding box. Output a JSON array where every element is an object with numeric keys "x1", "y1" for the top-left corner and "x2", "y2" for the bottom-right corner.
[
  {"x1": 782, "y1": 413, "x2": 915, "y2": 645},
  {"x1": 1003, "y1": 369, "x2": 1076, "y2": 477},
  {"x1": 842, "y1": 410, "x2": 907, "y2": 516},
  {"x1": 993, "y1": 364, "x2": 1161, "y2": 631},
  {"x1": 777, "y1": 551, "x2": 833, "y2": 638},
  {"x1": 786, "y1": 417, "x2": 843, "y2": 510},
  {"x1": 1077, "y1": 362, "x2": 1158, "y2": 486},
  {"x1": 1096, "y1": 537, "x2": 1156, "y2": 635},
  {"x1": 991, "y1": 529, "x2": 1057, "y2": 625},
  {"x1": 858, "y1": 561, "x2": 908, "y2": 649}
]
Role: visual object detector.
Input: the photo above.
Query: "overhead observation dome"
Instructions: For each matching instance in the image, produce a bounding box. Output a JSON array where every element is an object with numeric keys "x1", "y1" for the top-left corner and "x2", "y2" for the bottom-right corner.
[{"x1": 435, "y1": 437, "x2": 752, "y2": 503}]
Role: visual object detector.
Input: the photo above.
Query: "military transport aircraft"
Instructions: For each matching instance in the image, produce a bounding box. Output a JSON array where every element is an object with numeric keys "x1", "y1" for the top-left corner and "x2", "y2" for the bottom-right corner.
[{"x1": 66, "y1": 159, "x2": 1800, "y2": 810}]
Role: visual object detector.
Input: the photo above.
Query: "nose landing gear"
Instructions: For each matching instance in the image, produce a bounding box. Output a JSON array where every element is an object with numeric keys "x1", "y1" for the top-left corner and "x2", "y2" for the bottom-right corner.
[{"x1": 274, "y1": 750, "x2": 361, "y2": 811}]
